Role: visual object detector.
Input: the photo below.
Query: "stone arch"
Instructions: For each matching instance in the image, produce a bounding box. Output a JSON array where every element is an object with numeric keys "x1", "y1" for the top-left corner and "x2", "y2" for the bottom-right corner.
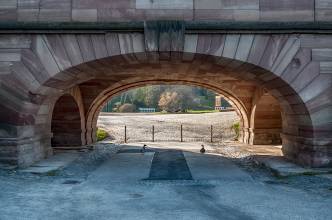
[
  {"x1": 2, "y1": 33, "x2": 331, "y2": 167},
  {"x1": 50, "y1": 87, "x2": 86, "y2": 148},
  {"x1": 84, "y1": 78, "x2": 250, "y2": 144},
  {"x1": 250, "y1": 90, "x2": 282, "y2": 145},
  {"x1": 31, "y1": 52, "x2": 316, "y2": 166}
]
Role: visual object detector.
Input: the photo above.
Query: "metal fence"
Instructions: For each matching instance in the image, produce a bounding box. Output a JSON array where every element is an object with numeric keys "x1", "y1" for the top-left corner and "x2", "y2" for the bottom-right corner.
[{"x1": 121, "y1": 124, "x2": 236, "y2": 143}]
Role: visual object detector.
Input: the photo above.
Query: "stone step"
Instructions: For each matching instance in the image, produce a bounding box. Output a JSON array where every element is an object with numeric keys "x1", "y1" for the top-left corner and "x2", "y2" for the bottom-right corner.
[
  {"x1": 0, "y1": 163, "x2": 18, "y2": 170},
  {"x1": 253, "y1": 155, "x2": 331, "y2": 177},
  {"x1": 19, "y1": 152, "x2": 79, "y2": 175},
  {"x1": 0, "y1": 157, "x2": 18, "y2": 166}
]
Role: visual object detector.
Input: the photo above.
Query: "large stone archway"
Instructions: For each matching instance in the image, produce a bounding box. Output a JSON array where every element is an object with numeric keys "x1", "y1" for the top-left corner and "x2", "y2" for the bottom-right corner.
[
  {"x1": 0, "y1": 31, "x2": 331, "y2": 168},
  {"x1": 84, "y1": 78, "x2": 251, "y2": 144}
]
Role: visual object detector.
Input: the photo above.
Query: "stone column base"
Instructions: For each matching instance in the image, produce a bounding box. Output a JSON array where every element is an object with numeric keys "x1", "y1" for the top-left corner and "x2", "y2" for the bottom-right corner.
[
  {"x1": 281, "y1": 133, "x2": 332, "y2": 168},
  {"x1": 252, "y1": 128, "x2": 282, "y2": 145},
  {"x1": 0, "y1": 135, "x2": 52, "y2": 168}
]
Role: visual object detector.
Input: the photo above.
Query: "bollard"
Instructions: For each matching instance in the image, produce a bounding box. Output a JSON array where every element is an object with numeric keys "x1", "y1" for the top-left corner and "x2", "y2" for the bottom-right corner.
[
  {"x1": 210, "y1": 125, "x2": 213, "y2": 143},
  {"x1": 124, "y1": 125, "x2": 127, "y2": 143},
  {"x1": 181, "y1": 124, "x2": 183, "y2": 142},
  {"x1": 152, "y1": 125, "x2": 155, "y2": 142}
]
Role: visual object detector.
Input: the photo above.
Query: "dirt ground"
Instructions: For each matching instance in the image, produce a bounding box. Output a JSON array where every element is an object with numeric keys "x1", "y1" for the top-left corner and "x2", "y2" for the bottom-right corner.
[{"x1": 97, "y1": 112, "x2": 239, "y2": 143}]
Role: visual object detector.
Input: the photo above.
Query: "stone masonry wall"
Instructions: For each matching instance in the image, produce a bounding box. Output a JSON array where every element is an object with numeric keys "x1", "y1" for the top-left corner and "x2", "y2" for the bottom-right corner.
[
  {"x1": 0, "y1": 0, "x2": 331, "y2": 22},
  {"x1": 0, "y1": 32, "x2": 331, "y2": 167}
]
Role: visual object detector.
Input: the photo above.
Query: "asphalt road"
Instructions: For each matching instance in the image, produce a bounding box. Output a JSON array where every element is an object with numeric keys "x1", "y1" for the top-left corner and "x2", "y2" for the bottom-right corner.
[{"x1": 0, "y1": 142, "x2": 331, "y2": 220}]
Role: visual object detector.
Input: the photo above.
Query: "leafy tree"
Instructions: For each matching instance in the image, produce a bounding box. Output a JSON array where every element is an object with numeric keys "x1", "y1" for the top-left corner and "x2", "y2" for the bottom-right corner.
[
  {"x1": 158, "y1": 91, "x2": 182, "y2": 112},
  {"x1": 101, "y1": 84, "x2": 231, "y2": 112}
]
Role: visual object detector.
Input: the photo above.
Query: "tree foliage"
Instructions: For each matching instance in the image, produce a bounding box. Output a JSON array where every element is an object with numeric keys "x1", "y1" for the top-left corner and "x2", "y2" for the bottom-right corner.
[
  {"x1": 158, "y1": 91, "x2": 182, "y2": 112},
  {"x1": 101, "y1": 85, "x2": 230, "y2": 112}
]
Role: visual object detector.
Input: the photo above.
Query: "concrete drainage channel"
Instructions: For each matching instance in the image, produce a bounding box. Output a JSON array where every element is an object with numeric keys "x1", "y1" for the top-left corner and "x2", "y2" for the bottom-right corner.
[
  {"x1": 117, "y1": 148, "x2": 193, "y2": 181},
  {"x1": 62, "y1": 180, "x2": 82, "y2": 185}
]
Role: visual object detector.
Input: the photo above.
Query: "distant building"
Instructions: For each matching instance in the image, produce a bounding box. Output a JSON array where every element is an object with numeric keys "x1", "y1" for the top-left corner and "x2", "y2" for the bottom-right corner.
[{"x1": 215, "y1": 95, "x2": 234, "y2": 111}]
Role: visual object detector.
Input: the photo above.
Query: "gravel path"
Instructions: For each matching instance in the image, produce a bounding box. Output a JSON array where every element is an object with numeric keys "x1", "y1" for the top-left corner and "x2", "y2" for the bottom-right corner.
[{"x1": 97, "y1": 112, "x2": 239, "y2": 143}]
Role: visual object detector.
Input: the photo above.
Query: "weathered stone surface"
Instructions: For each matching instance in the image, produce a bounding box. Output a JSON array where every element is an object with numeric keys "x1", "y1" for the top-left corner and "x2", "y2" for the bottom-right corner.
[
  {"x1": 222, "y1": 35, "x2": 240, "y2": 59},
  {"x1": 0, "y1": 0, "x2": 17, "y2": 9},
  {"x1": 281, "y1": 48, "x2": 312, "y2": 83},
  {"x1": 184, "y1": 34, "x2": 198, "y2": 53},
  {"x1": 39, "y1": 9, "x2": 71, "y2": 22},
  {"x1": 320, "y1": 62, "x2": 332, "y2": 74},
  {"x1": 221, "y1": 0, "x2": 259, "y2": 10},
  {"x1": 91, "y1": 35, "x2": 108, "y2": 59},
  {"x1": 144, "y1": 21, "x2": 184, "y2": 52},
  {"x1": 105, "y1": 33, "x2": 121, "y2": 56},
  {"x1": 40, "y1": 0, "x2": 71, "y2": 9},
  {"x1": 271, "y1": 37, "x2": 300, "y2": 75},
  {"x1": 316, "y1": 0, "x2": 332, "y2": 21},
  {"x1": 0, "y1": 8, "x2": 17, "y2": 20},
  {"x1": 235, "y1": 35, "x2": 254, "y2": 62},
  {"x1": 291, "y1": 62, "x2": 320, "y2": 92},
  {"x1": 1, "y1": 0, "x2": 329, "y2": 22},
  {"x1": 17, "y1": 9, "x2": 39, "y2": 21},
  {"x1": 247, "y1": 35, "x2": 270, "y2": 65},
  {"x1": 61, "y1": 35, "x2": 83, "y2": 66},
  {"x1": 76, "y1": 35, "x2": 96, "y2": 62},
  {"x1": 32, "y1": 35, "x2": 60, "y2": 76},
  {"x1": 194, "y1": 0, "x2": 222, "y2": 10},
  {"x1": 0, "y1": 61, "x2": 11, "y2": 75},
  {"x1": 72, "y1": 9, "x2": 97, "y2": 22},
  {"x1": 0, "y1": 49, "x2": 21, "y2": 62},
  {"x1": 312, "y1": 49, "x2": 332, "y2": 61},
  {"x1": 73, "y1": 0, "x2": 135, "y2": 9},
  {"x1": 259, "y1": 35, "x2": 288, "y2": 71},
  {"x1": 136, "y1": 0, "x2": 193, "y2": 9},
  {"x1": 18, "y1": 0, "x2": 39, "y2": 9},
  {"x1": 45, "y1": 35, "x2": 72, "y2": 71},
  {"x1": 316, "y1": 9, "x2": 332, "y2": 21}
]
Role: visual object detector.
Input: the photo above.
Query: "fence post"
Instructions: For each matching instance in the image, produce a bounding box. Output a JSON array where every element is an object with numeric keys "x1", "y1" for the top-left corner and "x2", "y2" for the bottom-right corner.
[
  {"x1": 180, "y1": 124, "x2": 183, "y2": 142},
  {"x1": 152, "y1": 125, "x2": 155, "y2": 142},
  {"x1": 210, "y1": 125, "x2": 213, "y2": 143},
  {"x1": 124, "y1": 125, "x2": 127, "y2": 143}
]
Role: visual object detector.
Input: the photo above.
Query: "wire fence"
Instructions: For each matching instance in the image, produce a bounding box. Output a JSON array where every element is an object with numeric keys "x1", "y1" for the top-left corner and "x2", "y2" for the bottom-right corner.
[{"x1": 118, "y1": 124, "x2": 237, "y2": 143}]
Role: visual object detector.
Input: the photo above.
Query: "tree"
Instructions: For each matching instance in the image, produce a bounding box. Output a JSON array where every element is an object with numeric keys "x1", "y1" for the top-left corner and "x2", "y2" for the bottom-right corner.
[
  {"x1": 158, "y1": 91, "x2": 182, "y2": 112},
  {"x1": 144, "y1": 85, "x2": 163, "y2": 109}
]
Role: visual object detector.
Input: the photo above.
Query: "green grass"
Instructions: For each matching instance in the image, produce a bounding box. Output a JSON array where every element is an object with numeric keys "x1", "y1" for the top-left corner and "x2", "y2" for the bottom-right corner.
[
  {"x1": 46, "y1": 170, "x2": 58, "y2": 176},
  {"x1": 97, "y1": 128, "x2": 109, "y2": 141},
  {"x1": 186, "y1": 110, "x2": 219, "y2": 114},
  {"x1": 302, "y1": 171, "x2": 319, "y2": 176}
]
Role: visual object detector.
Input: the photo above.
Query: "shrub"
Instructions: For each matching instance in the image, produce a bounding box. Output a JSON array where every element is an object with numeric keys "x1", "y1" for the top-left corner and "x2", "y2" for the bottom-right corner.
[
  {"x1": 97, "y1": 128, "x2": 108, "y2": 141},
  {"x1": 118, "y1": 103, "x2": 137, "y2": 113},
  {"x1": 232, "y1": 122, "x2": 240, "y2": 140}
]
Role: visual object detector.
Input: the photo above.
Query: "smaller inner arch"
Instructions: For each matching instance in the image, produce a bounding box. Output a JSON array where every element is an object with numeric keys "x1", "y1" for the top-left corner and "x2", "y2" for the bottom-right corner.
[
  {"x1": 51, "y1": 94, "x2": 82, "y2": 148},
  {"x1": 251, "y1": 93, "x2": 282, "y2": 145}
]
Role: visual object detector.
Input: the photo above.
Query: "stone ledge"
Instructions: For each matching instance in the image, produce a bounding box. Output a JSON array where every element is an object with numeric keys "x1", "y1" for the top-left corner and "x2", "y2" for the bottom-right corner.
[
  {"x1": 1, "y1": 21, "x2": 332, "y2": 33},
  {"x1": 19, "y1": 152, "x2": 79, "y2": 174},
  {"x1": 253, "y1": 155, "x2": 332, "y2": 177}
]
